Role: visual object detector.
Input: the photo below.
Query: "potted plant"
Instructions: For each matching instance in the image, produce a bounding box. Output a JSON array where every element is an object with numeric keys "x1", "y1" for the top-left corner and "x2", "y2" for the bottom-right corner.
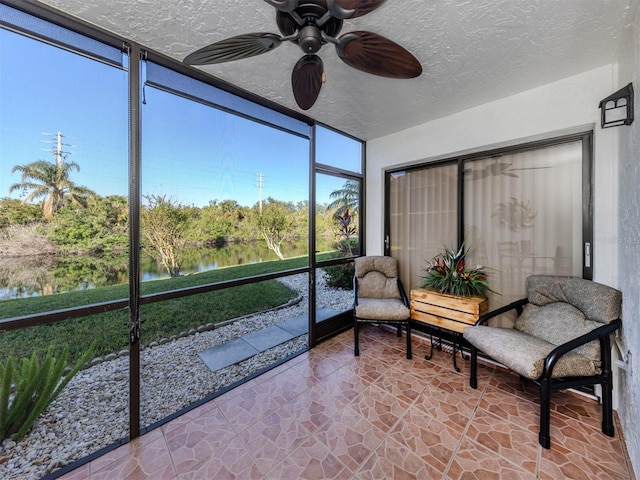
[
  {"x1": 412, "y1": 245, "x2": 495, "y2": 370},
  {"x1": 420, "y1": 244, "x2": 495, "y2": 298}
]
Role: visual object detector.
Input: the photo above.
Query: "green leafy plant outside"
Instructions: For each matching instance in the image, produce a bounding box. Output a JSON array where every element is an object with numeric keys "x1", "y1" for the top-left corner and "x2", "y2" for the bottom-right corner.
[
  {"x1": 421, "y1": 245, "x2": 495, "y2": 298},
  {"x1": 323, "y1": 260, "x2": 355, "y2": 290},
  {"x1": 323, "y1": 209, "x2": 359, "y2": 290},
  {"x1": 0, "y1": 343, "x2": 95, "y2": 442}
]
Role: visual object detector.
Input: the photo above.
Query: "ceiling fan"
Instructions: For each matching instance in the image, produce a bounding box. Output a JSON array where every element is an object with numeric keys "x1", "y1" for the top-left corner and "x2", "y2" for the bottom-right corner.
[{"x1": 183, "y1": 0, "x2": 422, "y2": 110}]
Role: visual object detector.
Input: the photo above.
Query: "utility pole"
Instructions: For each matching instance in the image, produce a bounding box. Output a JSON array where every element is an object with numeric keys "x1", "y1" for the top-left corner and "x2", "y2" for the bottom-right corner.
[
  {"x1": 41, "y1": 131, "x2": 74, "y2": 166},
  {"x1": 56, "y1": 131, "x2": 63, "y2": 167},
  {"x1": 257, "y1": 173, "x2": 264, "y2": 214}
]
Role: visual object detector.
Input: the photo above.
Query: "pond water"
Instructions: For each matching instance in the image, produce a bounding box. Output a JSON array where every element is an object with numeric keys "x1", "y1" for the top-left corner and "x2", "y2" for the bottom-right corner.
[{"x1": 0, "y1": 239, "x2": 324, "y2": 300}]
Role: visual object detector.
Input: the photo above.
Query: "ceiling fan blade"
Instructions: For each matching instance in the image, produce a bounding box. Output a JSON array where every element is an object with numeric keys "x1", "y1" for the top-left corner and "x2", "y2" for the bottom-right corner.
[
  {"x1": 336, "y1": 0, "x2": 387, "y2": 18},
  {"x1": 184, "y1": 33, "x2": 282, "y2": 65},
  {"x1": 336, "y1": 31, "x2": 422, "y2": 78},
  {"x1": 263, "y1": 0, "x2": 298, "y2": 12},
  {"x1": 291, "y1": 55, "x2": 324, "y2": 110}
]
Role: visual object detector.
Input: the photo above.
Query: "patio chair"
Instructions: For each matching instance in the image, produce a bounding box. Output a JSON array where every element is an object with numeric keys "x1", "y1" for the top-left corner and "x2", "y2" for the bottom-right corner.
[
  {"x1": 463, "y1": 275, "x2": 622, "y2": 449},
  {"x1": 353, "y1": 256, "x2": 412, "y2": 359}
]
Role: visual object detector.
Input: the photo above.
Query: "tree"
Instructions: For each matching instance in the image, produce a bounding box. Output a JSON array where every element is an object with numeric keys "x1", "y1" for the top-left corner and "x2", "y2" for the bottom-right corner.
[
  {"x1": 141, "y1": 195, "x2": 189, "y2": 277},
  {"x1": 9, "y1": 159, "x2": 95, "y2": 218},
  {"x1": 256, "y1": 198, "x2": 295, "y2": 260},
  {"x1": 46, "y1": 195, "x2": 128, "y2": 255},
  {"x1": 326, "y1": 180, "x2": 359, "y2": 217},
  {"x1": 191, "y1": 199, "x2": 245, "y2": 246},
  {"x1": 291, "y1": 200, "x2": 309, "y2": 237}
]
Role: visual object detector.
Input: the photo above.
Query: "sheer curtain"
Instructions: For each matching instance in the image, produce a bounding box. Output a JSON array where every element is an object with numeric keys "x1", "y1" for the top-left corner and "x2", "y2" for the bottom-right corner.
[
  {"x1": 388, "y1": 139, "x2": 585, "y2": 327},
  {"x1": 388, "y1": 164, "x2": 458, "y2": 291},
  {"x1": 463, "y1": 141, "x2": 583, "y2": 315}
]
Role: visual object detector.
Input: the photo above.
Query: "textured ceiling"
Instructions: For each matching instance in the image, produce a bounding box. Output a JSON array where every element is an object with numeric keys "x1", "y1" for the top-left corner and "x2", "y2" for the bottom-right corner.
[{"x1": 37, "y1": 0, "x2": 638, "y2": 140}]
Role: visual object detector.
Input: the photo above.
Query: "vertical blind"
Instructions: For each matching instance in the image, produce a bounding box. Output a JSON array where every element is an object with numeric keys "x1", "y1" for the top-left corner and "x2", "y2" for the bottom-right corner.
[
  {"x1": 388, "y1": 164, "x2": 458, "y2": 291},
  {"x1": 463, "y1": 140, "x2": 584, "y2": 310},
  {"x1": 388, "y1": 138, "x2": 586, "y2": 326}
]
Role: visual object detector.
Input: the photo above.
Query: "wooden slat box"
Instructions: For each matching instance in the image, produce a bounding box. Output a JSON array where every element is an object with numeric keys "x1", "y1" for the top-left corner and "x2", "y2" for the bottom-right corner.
[{"x1": 410, "y1": 288, "x2": 489, "y2": 334}]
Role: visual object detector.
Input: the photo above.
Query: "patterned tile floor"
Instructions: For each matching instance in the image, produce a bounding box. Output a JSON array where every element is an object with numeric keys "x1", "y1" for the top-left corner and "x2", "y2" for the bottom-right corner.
[{"x1": 59, "y1": 325, "x2": 636, "y2": 479}]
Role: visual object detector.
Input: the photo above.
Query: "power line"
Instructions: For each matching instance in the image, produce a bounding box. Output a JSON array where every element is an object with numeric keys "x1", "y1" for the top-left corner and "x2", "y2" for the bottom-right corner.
[{"x1": 40, "y1": 131, "x2": 75, "y2": 166}]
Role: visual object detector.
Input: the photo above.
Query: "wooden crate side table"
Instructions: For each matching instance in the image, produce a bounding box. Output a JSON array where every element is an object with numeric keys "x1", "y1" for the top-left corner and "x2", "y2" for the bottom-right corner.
[{"x1": 410, "y1": 288, "x2": 488, "y2": 371}]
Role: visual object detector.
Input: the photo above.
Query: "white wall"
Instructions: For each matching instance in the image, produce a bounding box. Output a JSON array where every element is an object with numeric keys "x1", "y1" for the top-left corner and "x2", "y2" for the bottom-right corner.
[
  {"x1": 367, "y1": 65, "x2": 619, "y2": 286},
  {"x1": 615, "y1": 1, "x2": 640, "y2": 476},
  {"x1": 366, "y1": 63, "x2": 639, "y2": 473}
]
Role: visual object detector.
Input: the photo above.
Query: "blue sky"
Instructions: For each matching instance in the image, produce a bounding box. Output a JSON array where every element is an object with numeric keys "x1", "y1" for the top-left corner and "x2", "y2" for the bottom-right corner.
[
  {"x1": 0, "y1": 28, "x2": 130, "y2": 201},
  {"x1": 0, "y1": 27, "x2": 361, "y2": 209},
  {"x1": 142, "y1": 86, "x2": 309, "y2": 207}
]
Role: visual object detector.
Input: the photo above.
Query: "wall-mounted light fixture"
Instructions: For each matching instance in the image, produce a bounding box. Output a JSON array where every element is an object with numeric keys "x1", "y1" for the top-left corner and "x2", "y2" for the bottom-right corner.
[{"x1": 599, "y1": 83, "x2": 634, "y2": 128}]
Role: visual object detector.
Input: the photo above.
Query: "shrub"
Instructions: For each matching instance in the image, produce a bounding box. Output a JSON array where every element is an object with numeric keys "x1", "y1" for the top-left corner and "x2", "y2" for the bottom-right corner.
[
  {"x1": 323, "y1": 262, "x2": 355, "y2": 290},
  {"x1": 0, "y1": 198, "x2": 43, "y2": 228},
  {"x1": 0, "y1": 344, "x2": 94, "y2": 442},
  {"x1": 323, "y1": 209, "x2": 359, "y2": 290}
]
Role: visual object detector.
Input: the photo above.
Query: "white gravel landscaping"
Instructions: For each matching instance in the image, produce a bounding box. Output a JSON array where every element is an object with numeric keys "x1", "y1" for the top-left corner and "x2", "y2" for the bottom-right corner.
[{"x1": 0, "y1": 272, "x2": 352, "y2": 480}]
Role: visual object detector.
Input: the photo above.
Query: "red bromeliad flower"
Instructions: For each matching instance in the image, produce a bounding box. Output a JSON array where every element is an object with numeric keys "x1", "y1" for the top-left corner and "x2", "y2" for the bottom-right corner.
[{"x1": 421, "y1": 244, "x2": 497, "y2": 298}]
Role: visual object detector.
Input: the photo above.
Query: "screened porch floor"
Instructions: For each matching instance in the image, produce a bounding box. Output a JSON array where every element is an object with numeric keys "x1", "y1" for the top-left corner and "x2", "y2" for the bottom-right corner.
[{"x1": 59, "y1": 325, "x2": 635, "y2": 480}]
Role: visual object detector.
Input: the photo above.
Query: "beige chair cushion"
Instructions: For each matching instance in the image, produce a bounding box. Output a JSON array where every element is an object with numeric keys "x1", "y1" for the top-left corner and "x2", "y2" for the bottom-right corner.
[
  {"x1": 355, "y1": 298, "x2": 410, "y2": 322},
  {"x1": 464, "y1": 276, "x2": 622, "y2": 379},
  {"x1": 527, "y1": 275, "x2": 622, "y2": 323},
  {"x1": 464, "y1": 325, "x2": 600, "y2": 379},
  {"x1": 355, "y1": 256, "x2": 401, "y2": 300},
  {"x1": 515, "y1": 302, "x2": 600, "y2": 362}
]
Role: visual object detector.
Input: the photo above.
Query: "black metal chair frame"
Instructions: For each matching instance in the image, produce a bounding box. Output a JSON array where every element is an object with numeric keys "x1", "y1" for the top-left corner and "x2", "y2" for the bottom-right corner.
[
  {"x1": 469, "y1": 298, "x2": 622, "y2": 449},
  {"x1": 353, "y1": 276, "x2": 412, "y2": 359},
  {"x1": 424, "y1": 325, "x2": 468, "y2": 372}
]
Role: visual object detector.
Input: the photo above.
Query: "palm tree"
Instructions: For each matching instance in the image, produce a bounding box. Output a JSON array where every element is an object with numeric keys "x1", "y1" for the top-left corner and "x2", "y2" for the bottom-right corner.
[
  {"x1": 326, "y1": 180, "x2": 359, "y2": 217},
  {"x1": 9, "y1": 159, "x2": 95, "y2": 218}
]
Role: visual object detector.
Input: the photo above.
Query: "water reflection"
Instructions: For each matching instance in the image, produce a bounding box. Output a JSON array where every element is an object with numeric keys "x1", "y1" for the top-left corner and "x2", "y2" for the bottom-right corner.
[
  {"x1": 1, "y1": 239, "x2": 320, "y2": 299},
  {"x1": 141, "y1": 240, "x2": 310, "y2": 281},
  {"x1": 0, "y1": 254, "x2": 127, "y2": 300}
]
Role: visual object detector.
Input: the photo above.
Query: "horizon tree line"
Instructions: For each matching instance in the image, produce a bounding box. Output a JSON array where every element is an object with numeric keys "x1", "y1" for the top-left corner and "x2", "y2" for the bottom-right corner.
[{"x1": 3, "y1": 154, "x2": 359, "y2": 277}]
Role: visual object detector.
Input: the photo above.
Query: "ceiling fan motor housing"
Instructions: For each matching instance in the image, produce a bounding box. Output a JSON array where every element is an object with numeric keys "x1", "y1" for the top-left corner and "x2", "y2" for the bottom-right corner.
[
  {"x1": 299, "y1": 25, "x2": 323, "y2": 53},
  {"x1": 276, "y1": 2, "x2": 344, "y2": 54}
]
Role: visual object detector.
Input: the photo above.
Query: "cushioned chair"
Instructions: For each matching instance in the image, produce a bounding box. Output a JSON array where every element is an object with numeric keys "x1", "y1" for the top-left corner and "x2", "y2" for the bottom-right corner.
[
  {"x1": 464, "y1": 275, "x2": 622, "y2": 448},
  {"x1": 353, "y1": 256, "x2": 412, "y2": 359}
]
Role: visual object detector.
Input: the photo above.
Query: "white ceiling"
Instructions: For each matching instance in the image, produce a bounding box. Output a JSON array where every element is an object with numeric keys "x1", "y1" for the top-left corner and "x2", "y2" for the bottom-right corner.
[{"x1": 38, "y1": 0, "x2": 638, "y2": 140}]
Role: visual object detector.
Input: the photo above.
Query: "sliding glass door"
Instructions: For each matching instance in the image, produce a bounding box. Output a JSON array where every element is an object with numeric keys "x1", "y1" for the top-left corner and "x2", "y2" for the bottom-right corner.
[
  {"x1": 387, "y1": 164, "x2": 458, "y2": 292},
  {"x1": 386, "y1": 134, "x2": 592, "y2": 324},
  {"x1": 463, "y1": 140, "x2": 586, "y2": 307}
]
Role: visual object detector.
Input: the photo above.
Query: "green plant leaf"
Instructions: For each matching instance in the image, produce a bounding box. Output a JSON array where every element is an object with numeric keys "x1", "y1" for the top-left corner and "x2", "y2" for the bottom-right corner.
[
  {"x1": 0, "y1": 357, "x2": 15, "y2": 438},
  {"x1": 51, "y1": 342, "x2": 94, "y2": 400},
  {"x1": 420, "y1": 244, "x2": 497, "y2": 298},
  {"x1": 4, "y1": 354, "x2": 40, "y2": 433},
  {"x1": 5, "y1": 342, "x2": 95, "y2": 442},
  {"x1": 13, "y1": 347, "x2": 68, "y2": 441}
]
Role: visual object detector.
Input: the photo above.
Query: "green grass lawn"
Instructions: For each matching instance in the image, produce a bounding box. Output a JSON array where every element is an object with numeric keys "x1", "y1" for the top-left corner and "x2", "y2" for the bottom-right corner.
[{"x1": 0, "y1": 257, "x2": 312, "y2": 366}]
